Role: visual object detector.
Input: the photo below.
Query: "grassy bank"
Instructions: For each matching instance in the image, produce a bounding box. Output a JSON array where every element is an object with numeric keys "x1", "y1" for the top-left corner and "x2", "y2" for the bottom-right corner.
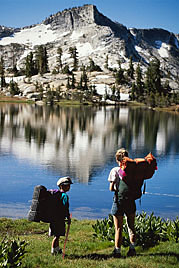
[
  {"x1": 0, "y1": 218, "x2": 178, "y2": 268},
  {"x1": 0, "y1": 95, "x2": 90, "y2": 106},
  {"x1": 0, "y1": 94, "x2": 33, "y2": 104}
]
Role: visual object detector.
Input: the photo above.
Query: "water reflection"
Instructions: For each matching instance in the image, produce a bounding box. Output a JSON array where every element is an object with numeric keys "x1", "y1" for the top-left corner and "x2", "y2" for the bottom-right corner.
[
  {"x1": 0, "y1": 104, "x2": 179, "y2": 183},
  {"x1": 0, "y1": 103, "x2": 179, "y2": 219}
]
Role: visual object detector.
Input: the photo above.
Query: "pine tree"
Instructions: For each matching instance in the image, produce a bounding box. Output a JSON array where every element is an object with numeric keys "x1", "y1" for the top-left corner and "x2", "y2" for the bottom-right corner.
[
  {"x1": 56, "y1": 85, "x2": 61, "y2": 102},
  {"x1": 145, "y1": 58, "x2": 162, "y2": 95},
  {"x1": 163, "y1": 80, "x2": 170, "y2": 94},
  {"x1": 83, "y1": 79, "x2": 88, "y2": 91},
  {"x1": 135, "y1": 63, "x2": 144, "y2": 100},
  {"x1": 69, "y1": 46, "x2": 78, "y2": 71},
  {"x1": 92, "y1": 85, "x2": 97, "y2": 95},
  {"x1": 46, "y1": 90, "x2": 54, "y2": 105},
  {"x1": 66, "y1": 76, "x2": 70, "y2": 89},
  {"x1": 87, "y1": 58, "x2": 102, "y2": 72},
  {"x1": 127, "y1": 56, "x2": 134, "y2": 79},
  {"x1": 116, "y1": 88, "x2": 120, "y2": 101},
  {"x1": 36, "y1": 46, "x2": 43, "y2": 75},
  {"x1": 88, "y1": 58, "x2": 95, "y2": 72},
  {"x1": 115, "y1": 68, "x2": 125, "y2": 85},
  {"x1": 12, "y1": 65, "x2": 18, "y2": 76},
  {"x1": 147, "y1": 91, "x2": 156, "y2": 107},
  {"x1": 0, "y1": 56, "x2": 6, "y2": 89},
  {"x1": 43, "y1": 47, "x2": 48, "y2": 73},
  {"x1": 111, "y1": 85, "x2": 116, "y2": 96},
  {"x1": 9, "y1": 80, "x2": 20, "y2": 96},
  {"x1": 154, "y1": 92, "x2": 160, "y2": 107},
  {"x1": 110, "y1": 85, "x2": 117, "y2": 101},
  {"x1": 144, "y1": 67, "x2": 151, "y2": 96},
  {"x1": 130, "y1": 82, "x2": 137, "y2": 101},
  {"x1": 35, "y1": 45, "x2": 48, "y2": 75},
  {"x1": 25, "y1": 52, "x2": 35, "y2": 77},
  {"x1": 71, "y1": 72, "x2": 76, "y2": 89},
  {"x1": 25, "y1": 56, "x2": 31, "y2": 77},
  {"x1": 104, "y1": 85, "x2": 109, "y2": 100},
  {"x1": 81, "y1": 65, "x2": 88, "y2": 90},
  {"x1": 57, "y1": 47, "x2": 63, "y2": 72},
  {"x1": 77, "y1": 75, "x2": 83, "y2": 90},
  {"x1": 61, "y1": 64, "x2": 71, "y2": 75}
]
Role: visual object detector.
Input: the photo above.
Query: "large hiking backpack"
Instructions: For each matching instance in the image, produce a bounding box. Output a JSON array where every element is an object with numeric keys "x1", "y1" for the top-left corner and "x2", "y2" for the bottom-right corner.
[
  {"x1": 121, "y1": 152, "x2": 157, "y2": 181},
  {"x1": 27, "y1": 185, "x2": 66, "y2": 223},
  {"x1": 118, "y1": 152, "x2": 157, "y2": 200}
]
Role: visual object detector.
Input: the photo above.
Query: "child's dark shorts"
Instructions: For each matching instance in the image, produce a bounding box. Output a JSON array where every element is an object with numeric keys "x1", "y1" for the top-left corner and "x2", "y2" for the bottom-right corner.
[
  {"x1": 49, "y1": 220, "x2": 65, "y2": 237},
  {"x1": 111, "y1": 198, "x2": 136, "y2": 216}
]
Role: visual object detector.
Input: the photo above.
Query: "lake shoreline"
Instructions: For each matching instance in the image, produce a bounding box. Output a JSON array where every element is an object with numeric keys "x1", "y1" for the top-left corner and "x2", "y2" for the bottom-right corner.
[{"x1": 1, "y1": 94, "x2": 179, "y2": 113}]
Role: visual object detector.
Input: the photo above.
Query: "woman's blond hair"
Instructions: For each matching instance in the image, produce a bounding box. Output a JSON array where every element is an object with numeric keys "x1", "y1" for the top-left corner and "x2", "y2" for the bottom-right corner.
[{"x1": 115, "y1": 148, "x2": 128, "y2": 162}]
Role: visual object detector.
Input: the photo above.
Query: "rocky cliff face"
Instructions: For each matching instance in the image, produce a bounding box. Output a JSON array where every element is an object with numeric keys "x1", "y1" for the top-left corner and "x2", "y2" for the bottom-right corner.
[
  {"x1": 43, "y1": 4, "x2": 96, "y2": 30},
  {"x1": 0, "y1": 4, "x2": 179, "y2": 80},
  {"x1": 42, "y1": 4, "x2": 127, "y2": 34}
]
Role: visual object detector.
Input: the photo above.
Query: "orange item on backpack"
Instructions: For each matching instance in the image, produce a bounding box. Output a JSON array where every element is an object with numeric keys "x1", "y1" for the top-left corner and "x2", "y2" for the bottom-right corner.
[{"x1": 120, "y1": 152, "x2": 157, "y2": 181}]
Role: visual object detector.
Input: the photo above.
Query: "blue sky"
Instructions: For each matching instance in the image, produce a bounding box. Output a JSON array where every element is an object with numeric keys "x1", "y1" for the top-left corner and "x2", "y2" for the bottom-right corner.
[{"x1": 1, "y1": 0, "x2": 178, "y2": 33}]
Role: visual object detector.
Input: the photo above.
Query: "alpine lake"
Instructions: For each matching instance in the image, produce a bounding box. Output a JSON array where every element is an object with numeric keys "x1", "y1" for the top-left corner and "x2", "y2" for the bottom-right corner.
[{"x1": 0, "y1": 103, "x2": 179, "y2": 220}]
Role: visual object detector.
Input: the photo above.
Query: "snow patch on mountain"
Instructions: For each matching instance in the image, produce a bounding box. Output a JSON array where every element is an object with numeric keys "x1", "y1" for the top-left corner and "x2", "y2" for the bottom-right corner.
[
  {"x1": 0, "y1": 24, "x2": 57, "y2": 47},
  {"x1": 129, "y1": 28, "x2": 137, "y2": 39},
  {"x1": 70, "y1": 30, "x2": 84, "y2": 40},
  {"x1": 135, "y1": 46, "x2": 143, "y2": 52},
  {"x1": 76, "y1": 42, "x2": 93, "y2": 57},
  {"x1": 155, "y1": 40, "x2": 169, "y2": 58}
]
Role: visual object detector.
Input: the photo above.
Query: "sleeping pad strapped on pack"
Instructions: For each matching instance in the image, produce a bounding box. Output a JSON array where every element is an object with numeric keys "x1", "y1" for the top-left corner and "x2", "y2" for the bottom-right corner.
[
  {"x1": 27, "y1": 185, "x2": 65, "y2": 223},
  {"x1": 118, "y1": 152, "x2": 157, "y2": 200}
]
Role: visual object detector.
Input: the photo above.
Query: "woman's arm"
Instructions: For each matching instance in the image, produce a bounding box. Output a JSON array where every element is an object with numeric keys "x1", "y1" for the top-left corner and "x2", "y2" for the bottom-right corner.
[{"x1": 109, "y1": 181, "x2": 115, "y2": 191}]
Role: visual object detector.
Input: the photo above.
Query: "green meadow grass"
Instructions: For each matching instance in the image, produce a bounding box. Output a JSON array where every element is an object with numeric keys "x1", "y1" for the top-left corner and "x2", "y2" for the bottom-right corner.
[{"x1": 0, "y1": 218, "x2": 179, "y2": 268}]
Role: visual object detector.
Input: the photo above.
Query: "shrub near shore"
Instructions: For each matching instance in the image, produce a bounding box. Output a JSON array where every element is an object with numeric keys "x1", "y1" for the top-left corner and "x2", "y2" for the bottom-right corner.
[
  {"x1": 92, "y1": 212, "x2": 179, "y2": 248},
  {"x1": 0, "y1": 214, "x2": 179, "y2": 268}
]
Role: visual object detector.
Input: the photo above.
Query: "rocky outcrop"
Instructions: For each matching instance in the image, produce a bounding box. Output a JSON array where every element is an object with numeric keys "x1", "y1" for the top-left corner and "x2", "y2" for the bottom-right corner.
[
  {"x1": 0, "y1": 26, "x2": 14, "y2": 39},
  {"x1": 0, "y1": 43, "x2": 26, "y2": 69},
  {"x1": 43, "y1": 5, "x2": 96, "y2": 31}
]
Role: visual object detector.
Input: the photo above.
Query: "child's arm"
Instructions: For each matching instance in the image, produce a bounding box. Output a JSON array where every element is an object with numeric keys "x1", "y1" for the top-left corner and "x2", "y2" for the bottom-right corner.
[{"x1": 61, "y1": 193, "x2": 71, "y2": 223}]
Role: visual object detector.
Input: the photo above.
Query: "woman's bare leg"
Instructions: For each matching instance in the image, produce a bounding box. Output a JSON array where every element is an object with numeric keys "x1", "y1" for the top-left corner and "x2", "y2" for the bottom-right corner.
[{"x1": 113, "y1": 215, "x2": 124, "y2": 248}]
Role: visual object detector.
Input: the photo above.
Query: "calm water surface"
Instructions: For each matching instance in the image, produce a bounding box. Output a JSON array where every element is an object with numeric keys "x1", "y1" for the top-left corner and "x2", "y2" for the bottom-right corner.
[{"x1": 0, "y1": 103, "x2": 179, "y2": 219}]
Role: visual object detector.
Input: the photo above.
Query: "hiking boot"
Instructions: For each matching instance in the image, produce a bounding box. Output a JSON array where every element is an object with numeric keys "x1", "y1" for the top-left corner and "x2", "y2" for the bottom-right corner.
[
  {"x1": 127, "y1": 248, "x2": 136, "y2": 257},
  {"x1": 112, "y1": 248, "x2": 121, "y2": 258},
  {"x1": 51, "y1": 247, "x2": 62, "y2": 255}
]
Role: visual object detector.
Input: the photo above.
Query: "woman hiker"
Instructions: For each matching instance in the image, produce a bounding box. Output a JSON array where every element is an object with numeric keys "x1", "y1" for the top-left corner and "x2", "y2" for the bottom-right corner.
[{"x1": 108, "y1": 148, "x2": 136, "y2": 258}]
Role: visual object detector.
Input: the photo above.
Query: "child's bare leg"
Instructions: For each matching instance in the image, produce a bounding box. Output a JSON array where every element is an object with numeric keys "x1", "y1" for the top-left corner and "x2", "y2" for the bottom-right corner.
[{"x1": 52, "y1": 236, "x2": 60, "y2": 249}]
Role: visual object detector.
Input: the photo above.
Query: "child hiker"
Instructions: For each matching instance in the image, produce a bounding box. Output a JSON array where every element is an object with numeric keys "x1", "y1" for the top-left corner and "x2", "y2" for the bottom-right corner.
[
  {"x1": 108, "y1": 148, "x2": 136, "y2": 258},
  {"x1": 49, "y1": 176, "x2": 72, "y2": 255}
]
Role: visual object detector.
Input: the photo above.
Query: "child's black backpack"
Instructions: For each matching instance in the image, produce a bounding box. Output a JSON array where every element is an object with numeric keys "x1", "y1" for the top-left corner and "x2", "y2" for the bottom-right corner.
[{"x1": 27, "y1": 185, "x2": 65, "y2": 223}]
